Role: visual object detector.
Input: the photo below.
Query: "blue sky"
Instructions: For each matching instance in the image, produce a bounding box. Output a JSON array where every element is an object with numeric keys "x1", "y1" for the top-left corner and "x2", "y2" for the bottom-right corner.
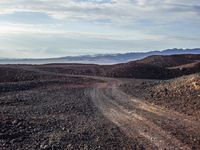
[{"x1": 0, "y1": 0, "x2": 199, "y2": 58}]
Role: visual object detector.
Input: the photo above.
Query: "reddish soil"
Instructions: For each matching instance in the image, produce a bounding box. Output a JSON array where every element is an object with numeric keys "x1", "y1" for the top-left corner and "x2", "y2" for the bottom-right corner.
[{"x1": 138, "y1": 54, "x2": 200, "y2": 67}]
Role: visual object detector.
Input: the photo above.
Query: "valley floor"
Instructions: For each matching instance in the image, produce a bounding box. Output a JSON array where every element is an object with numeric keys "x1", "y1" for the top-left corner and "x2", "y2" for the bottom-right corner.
[{"x1": 0, "y1": 65, "x2": 200, "y2": 149}]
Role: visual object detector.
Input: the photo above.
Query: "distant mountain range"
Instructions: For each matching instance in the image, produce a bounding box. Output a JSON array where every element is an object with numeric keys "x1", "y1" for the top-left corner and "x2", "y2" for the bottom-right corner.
[{"x1": 0, "y1": 48, "x2": 200, "y2": 64}]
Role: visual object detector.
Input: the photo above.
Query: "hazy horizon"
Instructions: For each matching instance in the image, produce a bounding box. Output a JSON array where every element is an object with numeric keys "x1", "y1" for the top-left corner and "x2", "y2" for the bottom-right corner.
[
  {"x1": 0, "y1": 0, "x2": 200, "y2": 58},
  {"x1": 0, "y1": 48, "x2": 199, "y2": 61}
]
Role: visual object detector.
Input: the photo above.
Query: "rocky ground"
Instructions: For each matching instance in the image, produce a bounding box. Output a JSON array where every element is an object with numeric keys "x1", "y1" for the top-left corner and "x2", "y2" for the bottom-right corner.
[
  {"x1": 120, "y1": 73, "x2": 200, "y2": 118},
  {"x1": 0, "y1": 65, "x2": 143, "y2": 150},
  {"x1": 0, "y1": 58, "x2": 200, "y2": 150}
]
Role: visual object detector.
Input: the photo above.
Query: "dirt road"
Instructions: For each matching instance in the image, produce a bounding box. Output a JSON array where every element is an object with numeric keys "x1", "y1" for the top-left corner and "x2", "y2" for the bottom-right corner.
[{"x1": 89, "y1": 78, "x2": 200, "y2": 150}]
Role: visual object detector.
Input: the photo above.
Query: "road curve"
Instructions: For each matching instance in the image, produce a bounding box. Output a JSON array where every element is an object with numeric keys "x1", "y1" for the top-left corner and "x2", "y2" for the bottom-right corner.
[{"x1": 89, "y1": 79, "x2": 200, "y2": 150}]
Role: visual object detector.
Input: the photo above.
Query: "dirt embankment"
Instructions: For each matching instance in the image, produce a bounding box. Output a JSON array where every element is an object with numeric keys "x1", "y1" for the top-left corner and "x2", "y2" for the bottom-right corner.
[{"x1": 120, "y1": 73, "x2": 200, "y2": 118}]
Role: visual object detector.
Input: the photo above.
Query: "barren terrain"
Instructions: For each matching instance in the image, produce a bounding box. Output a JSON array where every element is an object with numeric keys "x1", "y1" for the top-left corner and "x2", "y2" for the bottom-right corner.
[{"x1": 0, "y1": 54, "x2": 200, "y2": 149}]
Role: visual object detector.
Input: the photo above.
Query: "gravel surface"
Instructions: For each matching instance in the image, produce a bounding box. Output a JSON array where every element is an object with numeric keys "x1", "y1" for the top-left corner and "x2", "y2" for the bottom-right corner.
[
  {"x1": 0, "y1": 65, "x2": 142, "y2": 150},
  {"x1": 1, "y1": 64, "x2": 200, "y2": 150}
]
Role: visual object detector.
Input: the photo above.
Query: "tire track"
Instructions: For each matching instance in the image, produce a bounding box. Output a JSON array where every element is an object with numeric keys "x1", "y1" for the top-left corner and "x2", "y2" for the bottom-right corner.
[{"x1": 89, "y1": 82, "x2": 198, "y2": 149}]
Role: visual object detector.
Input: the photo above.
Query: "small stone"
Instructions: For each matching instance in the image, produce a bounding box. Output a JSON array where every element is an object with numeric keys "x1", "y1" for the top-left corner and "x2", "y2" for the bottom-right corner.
[
  {"x1": 61, "y1": 127, "x2": 65, "y2": 131},
  {"x1": 40, "y1": 141, "x2": 49, "y2": 149}
]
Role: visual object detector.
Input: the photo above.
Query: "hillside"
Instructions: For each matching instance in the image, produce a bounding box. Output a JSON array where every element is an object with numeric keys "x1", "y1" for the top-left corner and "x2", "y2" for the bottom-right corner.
[
  {"x1": 120, "y1": 73, "x2": 200, "y2": 117},
  {"x1": 32, "y1": 54, "x2": 200, "y2": 80},
  {"x1": 138, "y1": 54, "x2": 200, "y2": 67},
  {"x1": 106, "y1": 54, "x2": 200, "y2": 79}
]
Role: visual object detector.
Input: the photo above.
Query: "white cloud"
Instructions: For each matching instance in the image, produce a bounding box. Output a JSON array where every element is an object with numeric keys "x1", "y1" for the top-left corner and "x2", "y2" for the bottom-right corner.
[
  {"x1": 0, "y1": 0, "x2": 199, "y2": 24},
  {"x1": 0, "y1": 22, "x2": 164, "y2": 42},
  {"x1": 0, "y1": 0, "x2": 199, "y2": 58}
]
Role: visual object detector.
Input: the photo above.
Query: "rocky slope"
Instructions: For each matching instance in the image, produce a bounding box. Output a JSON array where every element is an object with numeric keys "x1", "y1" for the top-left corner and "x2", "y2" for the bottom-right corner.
[{"x1": 120, "y1": 73, "x2": 200, "y2": 118}]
